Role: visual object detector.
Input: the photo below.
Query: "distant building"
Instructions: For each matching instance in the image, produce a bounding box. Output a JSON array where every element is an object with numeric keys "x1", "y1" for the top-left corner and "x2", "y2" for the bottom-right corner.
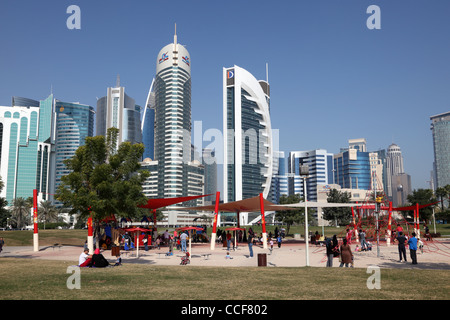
[
  {"x1": 430, "y1": 111, "x2": 450, "y2": 189},
  {"x1": 96, "y1": 76, "x2": 142, "y2": 145}
]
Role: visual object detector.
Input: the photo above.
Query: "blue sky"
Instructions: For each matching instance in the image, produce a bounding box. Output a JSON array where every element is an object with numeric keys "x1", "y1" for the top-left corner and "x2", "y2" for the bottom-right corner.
[{"x1": 1, "y1": 0, "x2": 449, "y2": 191}]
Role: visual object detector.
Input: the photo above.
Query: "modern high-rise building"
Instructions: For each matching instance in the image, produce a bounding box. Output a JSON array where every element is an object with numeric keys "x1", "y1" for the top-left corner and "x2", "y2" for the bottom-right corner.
[
  {"x1": 430, "y1": 111, "x2": 450, "y2": 189},
  {"x1": 334, "y1": 140, "x2": 371, "y2": 191},
  {"x1": 54, "y1": 100, "x2": 94, "y2": 198},
  {"x1": 271, "y1": 151, "x2": 289, "y2": 204},
  {"x1": 386, "y1": 143, "x2": 405, "y2": 198},
  {"x1": 202, "y1": 148, "x2": 217, "y2": 205},
  {"x1": 0, "y1": 95, "x2": 55, "y2": 204},
  {"x1": 288, "y1": 149, "x2": 334, "y2": 202},
  {"x1": 223, "y1": 65, "x2": 273, "y2": 210},
  {"x1": 151, "y1": 27, "x2": 205, "y2": 225},
  {"x1": 96, "y1": 77, "x2": 142, "y2": 145},
  {"x1": 141, "y1": 78, "x2": 156, "y2": 160},
  {"x1": 154, "y1": 28, "x2": 192, "y2": 199}
]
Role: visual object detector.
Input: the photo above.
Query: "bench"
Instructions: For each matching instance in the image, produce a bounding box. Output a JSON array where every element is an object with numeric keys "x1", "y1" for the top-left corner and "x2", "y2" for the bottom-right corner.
[{"x1": 201, "y1": 254, "x2": 211, "y2": 260}]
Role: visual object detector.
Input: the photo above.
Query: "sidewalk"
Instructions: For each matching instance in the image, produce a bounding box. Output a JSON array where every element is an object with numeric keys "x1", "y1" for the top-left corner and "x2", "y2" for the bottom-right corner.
[{"x1": 1, "y1": 239, "x2": 450, "y2": 269}]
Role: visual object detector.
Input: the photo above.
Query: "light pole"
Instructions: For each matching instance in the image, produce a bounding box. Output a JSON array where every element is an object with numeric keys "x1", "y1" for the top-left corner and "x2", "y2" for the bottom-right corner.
[{"x1": 300, "y1": 165, "x2": 310, "y2": 267}]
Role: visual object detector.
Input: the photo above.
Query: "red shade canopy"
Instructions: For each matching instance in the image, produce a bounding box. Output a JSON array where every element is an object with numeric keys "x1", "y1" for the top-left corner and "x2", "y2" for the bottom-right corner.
[
  {"x1": 178, "y1": 196, "x2": 288, "y2": 213},
  {"x1": 225, "y1": 227, "x2": 245, "y2": 231},
  {"x1": 124, "y1": 227, "x2": 151, "y2": 233},
  {"x1": 138, "y1": 194, "x2": 212, "y2": 210},
  {"x1": 176, "y1": 226, "x2": 204, "y2": 232}
]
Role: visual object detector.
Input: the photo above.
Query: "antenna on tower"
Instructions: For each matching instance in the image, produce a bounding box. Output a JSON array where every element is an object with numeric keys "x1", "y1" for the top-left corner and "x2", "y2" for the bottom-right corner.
[
  {"x1": 174, "y1": 23, "x2": 177, "y2": 45},
  {"x1": 116, "y1": 74, "x2": 120, "y2": 87},
  {"x1": 266, "y1": 63, "x2": 269, "y2": 83}
]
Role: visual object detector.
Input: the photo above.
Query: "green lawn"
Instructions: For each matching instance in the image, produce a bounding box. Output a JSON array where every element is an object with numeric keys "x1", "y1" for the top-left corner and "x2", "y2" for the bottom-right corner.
[{"x1": 0, "y1": 258, "x2": 448, "y2": 300}]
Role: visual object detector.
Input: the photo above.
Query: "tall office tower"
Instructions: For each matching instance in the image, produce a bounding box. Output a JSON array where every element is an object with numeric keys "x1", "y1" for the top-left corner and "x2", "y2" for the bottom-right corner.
[
  {"x1": 349, "y1": 138, "x2": 367, "y2": 152},
  {"x1": 271, "y1": 151, "x2": 289, "y2": 204},
  {"x1": 96, "y1": 76, "x2": 142, "y2": 145},
  {"x1": 334, "y1": 141, "x2": 371, "y2": 190},
  {"x1": 369, "y1": 152, "x2": 384, "y2": 191},
  {"x1": 141, "y1": 79, "x2": 156, "y2": 160},
  {"x1": 54, "y1": 101, "x2": 94, "y2": 198},
  {"x1": 288, "y1": 149, "x2": 334, "y2": 201},
  {"x1": 223, "y1": 65, "x2": 273, "y2": 208},
  {"x1": 202, "y1": 148, "x2": 217, "y2": 205},
  {"x1": 154, "y1": 27, "x2": 192, "y2": 200},
  {"x1": 430, "y1": 111, "x2": 450, "y2": 189},
  {"x1": 0, "y1": 95, "x2": 55, "y2": 203},
  {"x1": 386, "y1": 143, "x2": 405, "y2": 198}
]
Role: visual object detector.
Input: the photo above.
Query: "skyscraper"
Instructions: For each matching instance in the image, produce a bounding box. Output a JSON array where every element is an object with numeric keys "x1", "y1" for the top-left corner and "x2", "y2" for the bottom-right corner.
[
  {"x1": 386, "y1": 143, "x2": 405, "y2": 198},
  {"x1": 96, "y1": 77, "x2": 142, "y2": 145},
  {"x1": 288, "y1": 149, "x2": 334, "y2": 201},
  {"x1": 430, "y1": 111, "x2": 450, "y2": 189},
  {"x1": 334, "y1": 140, "x2": 371, "y2": 191},
  {"x1": 54, "y1": 100, "x2": 94, "y2": 197},
  {"x1": 154, "y1": 27, "x2": 192, "y2": 200},
  {"x1": 223, "y1": 65, "x2": 273, "y2": 224},
  {"x1": 141, "y1": 79, "x2": 156, "y2": 160},
  {"x1": 0, "y1": 94, "x2": 55, "y2": 203}
]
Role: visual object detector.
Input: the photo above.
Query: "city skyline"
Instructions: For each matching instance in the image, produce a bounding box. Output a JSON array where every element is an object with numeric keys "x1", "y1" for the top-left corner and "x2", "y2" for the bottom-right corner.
[{"x1": 1, "y1": 1, "x2": 450, "y2": 192}]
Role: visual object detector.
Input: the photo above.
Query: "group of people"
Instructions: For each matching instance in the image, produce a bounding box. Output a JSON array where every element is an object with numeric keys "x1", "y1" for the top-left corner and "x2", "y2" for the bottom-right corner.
[{"x1": 78, "y1": 248, "x2": 122, "y2": 268}]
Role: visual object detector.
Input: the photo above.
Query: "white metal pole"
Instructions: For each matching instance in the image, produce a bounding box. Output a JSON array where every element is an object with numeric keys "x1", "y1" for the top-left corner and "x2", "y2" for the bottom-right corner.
[{"x1": 304, "y1": 176, "x2": 310, "y2": 267}]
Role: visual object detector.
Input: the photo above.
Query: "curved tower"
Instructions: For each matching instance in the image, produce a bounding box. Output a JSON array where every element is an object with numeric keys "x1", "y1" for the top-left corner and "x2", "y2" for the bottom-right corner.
[{"x1": 223, "y1": 65, "x2": 273, "y2": 224}]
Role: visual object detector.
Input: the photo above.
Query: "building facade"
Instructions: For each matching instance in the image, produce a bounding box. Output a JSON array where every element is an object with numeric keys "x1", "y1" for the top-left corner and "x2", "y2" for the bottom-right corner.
[
  {"x1": 334, "y1": 148, "x2": 371, "y2": 191},
  {"x1": 96, "y1": 78, "x2": 142, "y2": 145},
  {"x1": 0, "y1": 95, "x2": 55, "y2": 204},
  {"x1": 54, "y1": 100, "x2": 94, "y2": 198},
  {"x1": 223, "y1": 65, "x2": 273, "y2": 202},
  {"x1": 430, "y1": 111, "x2": 450, "y2": 189}
]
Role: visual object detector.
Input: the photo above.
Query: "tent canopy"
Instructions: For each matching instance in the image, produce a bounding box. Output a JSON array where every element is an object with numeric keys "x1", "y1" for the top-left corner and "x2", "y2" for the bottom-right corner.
[
  {"x1": 138, "y1": 194, "x2": 212, "y2": 210},
  {"x1": 178, "y1": 196, "x2": 290, "y2": 213}
]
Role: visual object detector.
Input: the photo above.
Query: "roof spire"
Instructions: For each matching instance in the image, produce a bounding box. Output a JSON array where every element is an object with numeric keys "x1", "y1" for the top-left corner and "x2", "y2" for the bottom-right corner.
[
  {"x1": 174, "y1": 23, "x2": 177, "y2": 45},
  {"x1": 116, "y1": 74, "x2": 120, "y2": 87}
]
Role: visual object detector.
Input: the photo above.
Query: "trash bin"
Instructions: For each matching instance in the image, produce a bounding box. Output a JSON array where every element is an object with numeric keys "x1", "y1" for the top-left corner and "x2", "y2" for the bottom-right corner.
[
  {"x1": 257, "y1": 253, "x2": 267, "y2": 267},
  {"x1": 111, "y1": 246, "x2": 120, "y2": 257}
]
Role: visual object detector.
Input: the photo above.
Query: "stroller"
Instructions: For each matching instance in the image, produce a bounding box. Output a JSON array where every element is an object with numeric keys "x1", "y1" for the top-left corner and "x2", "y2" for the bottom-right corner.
[{"x1": 180, "y1": 252, "x2": 190, "y2": 265}]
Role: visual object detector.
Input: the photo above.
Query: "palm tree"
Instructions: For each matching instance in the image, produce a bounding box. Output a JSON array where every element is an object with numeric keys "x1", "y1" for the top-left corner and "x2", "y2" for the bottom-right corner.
[
  {"x1": 10, "y1": 197, "x2": 31, "y2": 229},
  {"x1": 435, "y1": 187, "x2": 448, "y2": 210},
  {"x1": 38, "y1": 200, "x2": 59, "y2": 229}
]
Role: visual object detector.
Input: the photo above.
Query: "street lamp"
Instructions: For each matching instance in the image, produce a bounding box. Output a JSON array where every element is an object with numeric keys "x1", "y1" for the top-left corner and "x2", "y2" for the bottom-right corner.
[{"x1": 300, "y1": 164, "x2": 310, "y2": 267}]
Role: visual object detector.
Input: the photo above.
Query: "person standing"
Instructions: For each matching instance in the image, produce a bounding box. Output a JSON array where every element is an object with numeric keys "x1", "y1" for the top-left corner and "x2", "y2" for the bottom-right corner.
[
  {"x1": 358, "y1": 229, "x2": 368, "y2": 251},
  {"x1": 277, "y1": 234, "x2": 282, "y2": 248},
  {"x1": 408, "y1": 232, "x2": 418, "y2": 265},
  {"x1": 226, "y1": 231, "x2": 232, "y2": 251},
  {"x1": 0, "y1": 237, "x2": 4, "y2": 253},
  {"x1": 325, "y1": 237, "x2": 334, "y2": 267},
  {"x1": 397, "y1": 232, "x2": 407, "y2": 262},
  {"x1": 339, "y1": 238, "x2": 353, "y2": 268},
  {"x1": 180, "y1": 232, "x2": 188, "y2": 253},
  {"x1": 247, "y1": 232, "x2": 254, "y2": 258}
]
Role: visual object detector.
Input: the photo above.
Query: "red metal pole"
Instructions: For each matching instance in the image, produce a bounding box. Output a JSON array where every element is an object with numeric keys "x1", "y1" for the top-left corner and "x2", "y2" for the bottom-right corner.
[
  {"x1": 33, "y1": 189, "x2": 39, "y2": 251},
  {"x1": 259, "y1": 193, "x2": 268, "y2": 249}
]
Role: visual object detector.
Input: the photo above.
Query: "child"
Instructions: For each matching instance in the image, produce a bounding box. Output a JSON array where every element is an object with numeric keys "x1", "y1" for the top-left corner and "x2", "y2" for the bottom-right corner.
[
  {"x1": 269, "y1": 238, "x2": 274, "y2": 251},
  {"x1": 225, "y1": 251, "x2": 233, "y2": 259}
]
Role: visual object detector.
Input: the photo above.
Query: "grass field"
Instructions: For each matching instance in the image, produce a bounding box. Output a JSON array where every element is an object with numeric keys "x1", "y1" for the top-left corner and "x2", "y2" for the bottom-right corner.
[{"x1": 0, "y1": 258, "x2": 449, "y2": 300}]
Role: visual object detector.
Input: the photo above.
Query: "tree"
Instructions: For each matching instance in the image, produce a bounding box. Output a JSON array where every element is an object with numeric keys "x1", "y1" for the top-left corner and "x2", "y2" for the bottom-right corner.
[
  {"x1": 0, "y1": 176, "x2": 10, "y2": 228},
  {"x1": 407, "y1": 189, "x2": 436, "y2": 223},
  {"x1": 10, "y1": 197, "x2": 31, "y2": 229},
  {"x1": 275, "y1": 194, "x2": 304, "y2": 236},
  {"x1": 435, "y1": 187, "x2": 448, "y2": 211},
  {"x1": 55, "y1": 128, "x2": 150, "y2": 239},
  {"x1": 38, "y1": 200, "x2": 59, "y2": 229},
  {"x1": 322, "y1": 189, "x2": 352, "y2": 226}
]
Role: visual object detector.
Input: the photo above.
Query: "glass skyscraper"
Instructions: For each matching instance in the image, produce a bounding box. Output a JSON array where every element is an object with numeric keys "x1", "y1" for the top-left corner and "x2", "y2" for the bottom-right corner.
[
  {"x1": 96, "y1": 78, "x2": 142, "y2": 145},
  {"x1": 430, "y1": 111, "x2": 450, "y2": 189},
  {"x1": 0, "y1": 94, "x2": 55, "y2": 203},
  {"x1": 223, "y1": 65, "x2": 273, "y2": 225},
  {"x1": 154, "y1": 29, "x2": 192, "y2": 200},
  {"x1": 141, "y1": 79, "x2": 156, "y2": 160},
  {"x1": 54, "y1": 101, "x2": 94, "y2": 196},
  {"x1": 334, "y1": 148, "x2": 371, "y2": 190}
]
